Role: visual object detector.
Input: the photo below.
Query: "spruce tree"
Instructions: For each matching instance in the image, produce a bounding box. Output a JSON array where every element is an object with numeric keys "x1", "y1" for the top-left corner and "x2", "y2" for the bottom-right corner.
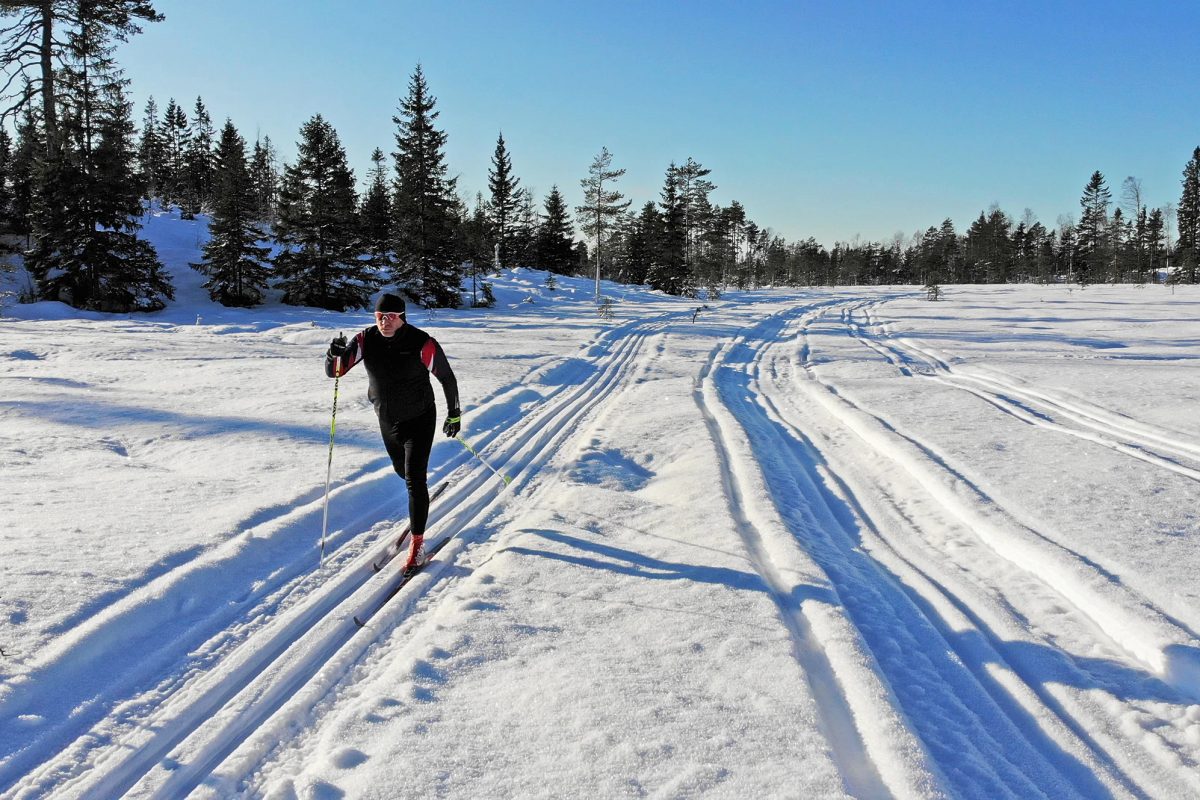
[
  {"x1": 458, "y1": 193, "x2": 494, "y2": 306},
  {"x1": 1147, "y1": 208, "x2": 1166, "y2": 281},
  {"x1": 675, "y1": 158, "x2": 715, "y2": 277},
  {"x1": 181, "y1": 96, "x2": 215, "y2": 217},
  {"x1": 0, "y1": 127, "x2": 13, "y2": 244},
  {"x1": 1177, "y1": 147, "x2": 1200, "y2": 284},
  {"x1": 160, "y1": 97, "x2": 188, "y2": 210},
  {"x1": 248, "y1": 135, "x2": 279, "y2": 223},
  {"x1": 392, "y1": 64, "x2": 460, "y2": 307},
  {"x1": 625, "y1": 200, "x2": 661, "y2": 286},
  {"x1": 510, "y1": 187, "x2": 538, "y2": 267},
  {"x1": 273, "y1": 114, "x2": 372, "y2": 310},
  {"x1": 576, "y1": 146, "x2": 630, "y2": 301},
  {"x1": 487, "y1": 132, "x2": 520, "y2": 269},
  {"x1": 648, "y1": 163, "x2": 688, "y2": 295},
  {"x1": 26, "y1": 7, "x2": 170, "y2": 311},
  {"x1": 1077, "y1": 171, "x2": 1111, "y2": 285},
  {"x1": 136, "y1": 96, "x2": 164, "y2": 202},
  {"x1": 535, "y1": 185, "x2": 575, "y2": 274},
  {"x1": 192, "y1": 120, "x2": 269, "y2": 305},
  {"x1": 360, "y1": 146, "x2": 393, "y2": 274},
  {"x1": 9, "y1": 100, "x2": 40, "y2": 243}
]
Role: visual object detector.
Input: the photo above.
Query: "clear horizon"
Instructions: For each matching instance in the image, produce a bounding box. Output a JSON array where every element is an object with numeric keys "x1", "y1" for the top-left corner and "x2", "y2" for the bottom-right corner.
[{"x1": 119, "y1": 0, "x2": 1199, "y2": 247}]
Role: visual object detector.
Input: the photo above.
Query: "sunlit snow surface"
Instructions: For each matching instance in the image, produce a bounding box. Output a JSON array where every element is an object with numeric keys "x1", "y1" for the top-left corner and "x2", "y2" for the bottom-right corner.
[{"x1": 2, "y1": 211, "x2": 1200, "y2": 798}]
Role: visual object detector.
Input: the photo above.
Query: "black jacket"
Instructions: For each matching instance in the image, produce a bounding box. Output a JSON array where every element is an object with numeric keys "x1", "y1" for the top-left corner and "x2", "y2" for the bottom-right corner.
[{"x1": 326, "y1": 323, "x2": 459, "y2": 423}]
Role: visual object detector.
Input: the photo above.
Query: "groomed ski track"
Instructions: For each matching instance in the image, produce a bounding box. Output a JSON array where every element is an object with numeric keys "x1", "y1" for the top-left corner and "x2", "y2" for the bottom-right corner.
[
  {"x1": 722, "y1": 296, "x2": 1200, "y2": 798},
  {"x1": 4, "y1": 290, "x2": 1200, "y2": 798},
  {"x1": 1, "y1": 310, "x2": 677, "y2": 799}
]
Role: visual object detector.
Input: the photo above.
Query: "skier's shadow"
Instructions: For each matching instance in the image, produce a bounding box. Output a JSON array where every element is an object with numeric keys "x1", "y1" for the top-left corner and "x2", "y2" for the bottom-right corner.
[{"x1": 503, "y1": 528, "x2": 838, "y2": 608}]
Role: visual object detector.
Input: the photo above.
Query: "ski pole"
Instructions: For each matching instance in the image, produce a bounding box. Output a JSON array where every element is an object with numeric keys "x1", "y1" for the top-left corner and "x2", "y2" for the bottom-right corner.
[
  {"x1": 319, "y1": 366, "x2": 341, "y2": 567},
  {"x1": 456, "y1": 436, "x2": 512, "y2": 487}
]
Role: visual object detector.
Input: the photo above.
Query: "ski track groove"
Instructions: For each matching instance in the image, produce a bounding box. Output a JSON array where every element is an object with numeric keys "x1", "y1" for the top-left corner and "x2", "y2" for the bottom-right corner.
[
  {"x1": 776, "y1": 309, "x2": 1149, "y2": 796},
  {"x1": 785, "y1": 299, "x2": 1200, "y2": 797},
  {"x1": 194, "y1": 312, "x2": 675, "y2": 798},
  {"x1": 694, "y1": 304, "x2": 908, "y2": 800},
  {"x1": 717, "y1": 305, "x2": 1090, "y2": 798},
  {"x1": 2, "y1": 311, "x2": 679, "y2": 799},
  {"x1": 834, "y1": 300, "x2": 1200, "y2": 678},
  {"x1": 211, "y1": 311, "x2": 680, "y2": 799},
  {"x1": 848, "y1": 300, "x2": 1200, "y2": 481}
]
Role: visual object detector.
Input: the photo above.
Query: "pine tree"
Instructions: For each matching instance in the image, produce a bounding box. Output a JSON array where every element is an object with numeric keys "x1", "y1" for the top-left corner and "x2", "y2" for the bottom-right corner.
[
  {"x1": 1177, "y1": 147, "x2": 1200, "y2": 284},
  {"x1": 248, "y1": 135, "x2": 279, "y2": 223},
  {"x1": 701, "y1": 203, "x2": 734, "y2": 288},
  {"x1": 359, "y1": 146, "x2": 392, "y2": 274},
  {"x1": 535, "y1": 185, "x2": 574, "y2": 273},
  {"x1": 675, "y1": 158, "x2": 715, "y2": 278},
  {"x1": 392, "y1": 64, "x2": 460, "y2": 307},
  {"x1": 192, "y1": 120, "x2": 269, "y2": 305},
  {"x1": 487, "y1": 131, "x2": 520, "y2": 269},
  {"x1": 0, "y1": 1, "x2": 161, "y2": 164},
  {"x1": 273, "y1": 114, "x2": 372, "y2": 310},
  {"x1": 576, "y1": 146, "x2": 630, "y2": 301}
]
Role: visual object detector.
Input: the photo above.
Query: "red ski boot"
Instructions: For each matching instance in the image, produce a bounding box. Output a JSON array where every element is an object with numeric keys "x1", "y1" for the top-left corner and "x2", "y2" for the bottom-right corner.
[{"x1": 403, "y1": 534, "x2": 428, "y2": 574}]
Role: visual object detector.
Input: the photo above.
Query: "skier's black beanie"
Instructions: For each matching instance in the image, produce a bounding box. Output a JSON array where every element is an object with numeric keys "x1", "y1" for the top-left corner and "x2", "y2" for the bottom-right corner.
[{"x1": 375, "y1": 293, "x2": 406, "y2": 315}]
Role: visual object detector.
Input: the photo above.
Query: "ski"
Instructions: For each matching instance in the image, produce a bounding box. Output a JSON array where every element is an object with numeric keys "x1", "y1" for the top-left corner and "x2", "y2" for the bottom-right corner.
[
  {"x1": 354, "y1": 533, "x2": 458, "y2": 628},
  {"x1": 371, "y1": 481, "x2": 450, "y2": 572}
]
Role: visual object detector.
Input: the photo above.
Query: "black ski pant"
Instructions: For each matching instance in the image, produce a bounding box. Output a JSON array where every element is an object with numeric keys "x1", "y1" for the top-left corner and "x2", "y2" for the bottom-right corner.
[{"x1": 376, "y1": 404, "x2": 436, "y2": 537}]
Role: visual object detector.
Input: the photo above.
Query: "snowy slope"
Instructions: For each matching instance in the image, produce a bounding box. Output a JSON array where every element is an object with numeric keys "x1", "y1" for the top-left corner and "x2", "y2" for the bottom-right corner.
[{"x1": 2, "y1": 215, "x2": 1200, "y2": 798}]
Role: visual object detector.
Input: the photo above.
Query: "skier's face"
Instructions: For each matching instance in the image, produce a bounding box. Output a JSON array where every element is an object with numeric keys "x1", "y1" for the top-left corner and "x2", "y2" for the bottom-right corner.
[{"x1": 375, "y1": 311, "x2": 404, "y2": 337}]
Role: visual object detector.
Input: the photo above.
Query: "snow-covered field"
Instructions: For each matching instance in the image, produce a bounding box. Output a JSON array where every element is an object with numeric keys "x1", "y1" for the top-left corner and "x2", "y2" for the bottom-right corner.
[{"x1": 3, "y1": 214, "x2": 1200, "y2": 798}]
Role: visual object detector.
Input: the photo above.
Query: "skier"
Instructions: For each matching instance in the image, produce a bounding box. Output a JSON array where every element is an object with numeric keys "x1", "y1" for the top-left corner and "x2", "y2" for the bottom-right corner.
[{"x1": 326, "y1": 293, "x2": 460, "y2": 572}]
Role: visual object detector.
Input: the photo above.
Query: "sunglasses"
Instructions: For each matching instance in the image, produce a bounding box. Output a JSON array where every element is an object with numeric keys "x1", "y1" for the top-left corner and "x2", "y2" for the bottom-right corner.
[{"x1": 375, "y1": 312, "x2": 404, "y2": 322}]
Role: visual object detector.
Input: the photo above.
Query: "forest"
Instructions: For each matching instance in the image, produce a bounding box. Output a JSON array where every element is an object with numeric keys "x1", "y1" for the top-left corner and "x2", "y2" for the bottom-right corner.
[{"x1": 2, "y1": 2, "x2": 1199, "y2": 312}]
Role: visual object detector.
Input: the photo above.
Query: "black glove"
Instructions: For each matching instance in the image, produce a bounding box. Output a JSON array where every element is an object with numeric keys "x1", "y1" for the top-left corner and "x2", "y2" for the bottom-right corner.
[
  {"x1": 442, "y1": 410, "x2": 461, "y2": 438},
  {"x1": 328, "y1": 334, "x2": 348, "y2": 357}
]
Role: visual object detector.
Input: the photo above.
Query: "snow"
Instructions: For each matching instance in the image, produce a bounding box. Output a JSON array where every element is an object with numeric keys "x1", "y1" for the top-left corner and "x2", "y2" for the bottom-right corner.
[{"x1": 3, "y1": 213, "x2": 1200, "y2": 798}]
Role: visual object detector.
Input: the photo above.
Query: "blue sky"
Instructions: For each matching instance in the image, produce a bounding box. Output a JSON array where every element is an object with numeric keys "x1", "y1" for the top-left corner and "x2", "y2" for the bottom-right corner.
[{"x1": 120, "y1": 0, "x2": 1199, "y2": 246}]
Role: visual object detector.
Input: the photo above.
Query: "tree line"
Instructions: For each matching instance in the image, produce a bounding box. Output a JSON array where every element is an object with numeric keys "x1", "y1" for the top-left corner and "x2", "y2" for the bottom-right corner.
[{"x1": 2, "y1": 2, "x2": 1198, "y2": 313}]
